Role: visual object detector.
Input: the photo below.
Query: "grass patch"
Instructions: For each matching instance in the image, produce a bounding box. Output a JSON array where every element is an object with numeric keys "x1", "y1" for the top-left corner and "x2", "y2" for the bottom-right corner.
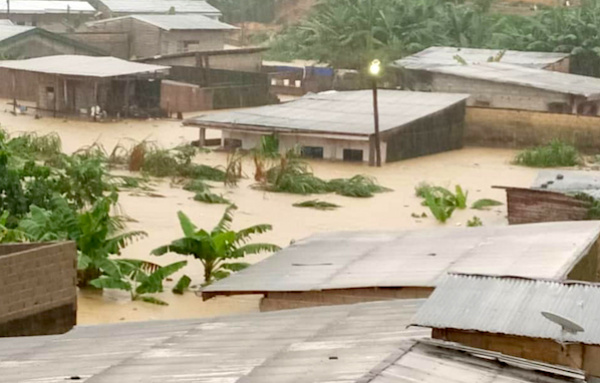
[
  {"x1": 471, "y1": 198, "x2": 503, "y2": 210},
  {"x1": 193, "y1": 192, "x2": 231, "y2": 204},
  {"x1": 293, "y1": 200, "x2": 340, "y2": 210},
  {"x1": 514, "y1": 140, "x2": 580, "y2": 167},
  {"x1": 467, "y1": 216, "x2": 483, "y2": 227},
  {"x1": 183, "y1": 179, "x2": 212, "y2": 193}
]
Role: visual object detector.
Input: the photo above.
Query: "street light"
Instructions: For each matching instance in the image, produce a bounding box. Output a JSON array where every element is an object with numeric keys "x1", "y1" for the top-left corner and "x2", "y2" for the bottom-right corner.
[{"x1": 369, "y1": 59, "x2": 382, "y2": 167}]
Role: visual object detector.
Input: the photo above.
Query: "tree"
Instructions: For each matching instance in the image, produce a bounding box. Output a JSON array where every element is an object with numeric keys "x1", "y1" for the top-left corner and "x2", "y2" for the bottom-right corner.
[{"x1": 152, "y1": 205, "x2": 281, "y2": 284}]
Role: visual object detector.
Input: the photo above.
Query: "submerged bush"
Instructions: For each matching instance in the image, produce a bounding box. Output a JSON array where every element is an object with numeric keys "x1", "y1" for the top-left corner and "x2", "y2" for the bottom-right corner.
[
  {"x1": 514, "y1": 140, "x2": 580, "y2": 168},
  {"x1": 293, "y1": 200, "x2": 341, "y2": 210}
]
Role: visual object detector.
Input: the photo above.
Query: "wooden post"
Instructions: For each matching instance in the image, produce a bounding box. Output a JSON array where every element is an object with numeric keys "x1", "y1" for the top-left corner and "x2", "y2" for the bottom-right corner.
[
  {"x1": 371, "y1": 79, "x2": 382, "y2": 167},
  {"x1": 10, "y1": 70, "x2": 16, "y2": 115},
  {"x1": 124, "y1": 78, "x2": 130, "y2": 118},
  {"x1": 199, "y1": 127, "x2": 206, "y2": 147},
  {"x1": 93, "y1": 80, "x2": 98, "y2": 122},
  {"x1": 53, "y1": 76, "x2": 59, "y2": 118}
]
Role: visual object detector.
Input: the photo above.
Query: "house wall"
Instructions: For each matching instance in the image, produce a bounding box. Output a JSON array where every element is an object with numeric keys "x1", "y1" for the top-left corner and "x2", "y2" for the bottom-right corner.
[
  {"x1": 139, "y1": 51, "x2": 263, "y2": 72},
  {"x1": 0, "y1": 33, "x2": 100, "y2": 59},
  {"x1": 465, "y1": 107, "x2": 600, "y2": 152},
  {"x1": 0, "y1": 13, "x2": 93, "y2": 33},
  {"x1": 222, "y1": 130, "x2": 377, "y2": 162},
  {"x1": 503, "y1": 188, "x2": 590, "y2": 225},
  {"x1": 62, "y1": 32, "x2": 129, "y2": 58},
  {"x1": 160, "y1": 30, "x2": 225, "y2": 55},
  {"x1": 259, "y1": 287, "x2": 434, "y2": 312},
  {"x1": 0, "y1": 242, "x2": 77, "y2": 337},
  {"x1": 161, "y1": 80, "x2": 212, "y2": 114},
  {"x1": 0, "y1": 70, "x2": 42, "y2": 101},
  {"x1": 545, "y1": 57, "x2": 571, "y2": 73}
]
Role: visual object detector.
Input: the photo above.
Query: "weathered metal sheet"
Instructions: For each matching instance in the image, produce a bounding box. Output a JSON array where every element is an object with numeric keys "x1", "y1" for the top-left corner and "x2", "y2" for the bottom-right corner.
[
  {"x1": 184, "y1": 90, "x2": 470, "y2": 136},
  {"x1": 98, "y1": 0, "x2": 221, "y2": 15},
  {"x1": 412, "y1": 274, "x2": 600, "y2": 345},
  {"x1": 0, "y1": 299, "x2": 429, "y2": 383},
  {"x1": 394, "y1": 46, "x2": 569, "y2": 70},
  {"x1": 365, "y1": 340, "x2": 585, "y2": 383},
  {"x1": 90, "y1": 14, "x2": 237, "y2": 31},
  {"x1": 203, "y1": 222, "x2": 600, "y2": 297},
  {"x1": 0, "y1": 55, "x2": 169, "y2": 78},
  {"x1": 533, "y1": 169, "x2": 600, "y2": 198},
  {"x1": 0, "y1": 25, "x2": 34, "y2": 42},
  {"x1": 0, "y1": 0, "x2": 95, "y2": 13}
]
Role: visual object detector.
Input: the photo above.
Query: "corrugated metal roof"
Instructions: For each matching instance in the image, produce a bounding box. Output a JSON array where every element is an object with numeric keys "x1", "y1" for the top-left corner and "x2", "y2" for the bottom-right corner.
[
  {"x1": 0, "y1": 299, "x2": 430, "y2": 382},
  {"x1": 418, "y1": 62, "x2": 600, "y2": 98},
  {"x1": 0, "y1": 0, "x2": 95, "y2": 14},
  {"x1": 0, "y1": 20, "x2": 14, "y2": 25},
  {"x1": 184, "y1": 90, "x2": 469, "y2": 136},
  {"x1": 393, "y1": 46, "x2": 569, "y2": 70},
  {"x1": 0, "y1": 55, "x2": 168, "y2": 77},
  {"x1": 532, "y1": 169, "x2": 600, "y2": 199},
  {"x1": 0, "y1": 25, "x2": 34, "y2": 42},
  {"x1": 365, "y1": 340, "x2": 585, "y2": 383},
  {"x1": 412, "y1": 274, "x2": 600, "y2": 345},
  {"x1": 98, "y1": 0, "x2": 221, "y2": 15},
  {"x1": 203, "y1": 221, "x2": 600, "y2": 296},
  {"x1": 90, "y1": 14, "x2": 236, "y2": 30}
]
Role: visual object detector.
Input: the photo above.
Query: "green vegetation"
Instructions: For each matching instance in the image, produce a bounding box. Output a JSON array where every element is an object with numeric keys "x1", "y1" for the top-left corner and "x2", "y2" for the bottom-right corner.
[
  {"x1": 224, "y1": 150, "x2": 244, "y2": 187},
  {"x1": 183, "y1": 179, "x2": 212, "y2": 193},
  {"x1": 293, "y1": 200, "x2": 341, "y2": 210},
  {"x1": 140, "y1": 145, "x2": 225, "y2": 181},
  {"x1": 193, "y1": 192, "x2": 231, "y2": 204},
  {"x1": 152, "y1": 206, "x2": 281, "y2": 285},
  {"x1": 467, "y1": 216, "x2": 483, "y2": 227},
  {"x1": 572, "y1": 192, "x2": 600, "y2": 219},
  {"x1": 265, "y1": 0, "x2": 600, "y2": 77},
  {"x1": 514, "y1": 140, "x2": 580, "y2": 167},
  {"x1": 416, "y1": 184, "x2": 469, "y2": 223},
  {"x1": 471, "y1": 198, "x2": 503, "y2": 210},
  {"x1": 172, "y1": 275, "x2": 192, "y2": 295}
]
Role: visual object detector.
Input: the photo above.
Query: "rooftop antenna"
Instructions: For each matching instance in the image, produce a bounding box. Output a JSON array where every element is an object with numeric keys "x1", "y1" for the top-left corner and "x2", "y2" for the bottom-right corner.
[{"x1": 542, "y1": 311, "x2": 584, "y2": 347}]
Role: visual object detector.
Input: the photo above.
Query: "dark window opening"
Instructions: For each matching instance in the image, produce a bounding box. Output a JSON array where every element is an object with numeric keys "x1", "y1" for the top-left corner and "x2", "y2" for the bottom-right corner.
[
  {"x1": 343, "y1": 149, "x2": 363, "y2": 162},
  {"x1": 45, "y1": 86, "x2": 54, "y2": 93},
  {"x1": 301, "y1": 146, "x2": 324, "y2": 159}
]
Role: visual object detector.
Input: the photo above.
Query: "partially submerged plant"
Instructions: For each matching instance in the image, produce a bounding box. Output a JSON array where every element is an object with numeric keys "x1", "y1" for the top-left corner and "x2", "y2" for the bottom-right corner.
[
  {"x1": 293, "y1": 200, "x2": 341, "y2": 211},
  {"x1": 194, "y1": 192, "x2": 231, "y2": 204},
  {"x1": 514, "y1": 140, "x2": 580, "y2": 168},
  {"x1": 467, "y1": 216, "x2": 483, "y2": 227},
  {"x1": 471, "y1": 198, "x2": 503, "y2": 210},
  {"x1": 416, "y1": 184, "x2": 469, "y2": 223}
]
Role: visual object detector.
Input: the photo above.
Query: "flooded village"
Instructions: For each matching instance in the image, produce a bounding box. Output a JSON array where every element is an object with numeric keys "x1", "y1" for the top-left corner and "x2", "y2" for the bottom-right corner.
[{"x1": 3, "y1": 0, "x2": 600, "y2": 381}]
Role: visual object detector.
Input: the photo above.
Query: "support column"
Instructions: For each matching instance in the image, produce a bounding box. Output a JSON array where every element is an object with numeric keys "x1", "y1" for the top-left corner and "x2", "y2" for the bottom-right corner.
[
  {"x1": 10, "y1": 70, "x2": 16, "y2": 115},
  {"x1": 198, "y1": 127, "x2": 206, "y2": 147},
  {"x1": 124, "y1": 78, "x2": 130, "y2": 118}
]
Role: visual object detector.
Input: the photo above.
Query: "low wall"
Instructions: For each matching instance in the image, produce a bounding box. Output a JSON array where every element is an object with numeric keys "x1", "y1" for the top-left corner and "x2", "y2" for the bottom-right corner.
[
  {"x1": 161, "y1": 80, "x2": 212, "y2": 114},
  {"x1": 466, "y1": 107, "x2": 600, "y2": 152},
  {"x1": 259, "y1": 287, "x2": 433, "y2": 312},
  {"x1": 0, "y1": 242, "x2": 77, "y2": 337}
]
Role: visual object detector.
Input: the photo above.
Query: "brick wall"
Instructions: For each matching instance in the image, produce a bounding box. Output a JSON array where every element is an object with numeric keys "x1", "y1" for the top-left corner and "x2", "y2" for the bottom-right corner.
[
  {"x1": 466, "y1": 107, "x2": 600, "y2": 152},
  {"x1": 0, "y1": 242, "x2": 77, "y2": 337}
]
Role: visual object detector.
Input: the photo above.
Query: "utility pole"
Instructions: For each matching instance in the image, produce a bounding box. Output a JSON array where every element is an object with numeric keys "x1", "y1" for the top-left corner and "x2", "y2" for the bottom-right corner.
[{"x1": 369, "y1": 59, "x2": 382, "y2": 167}]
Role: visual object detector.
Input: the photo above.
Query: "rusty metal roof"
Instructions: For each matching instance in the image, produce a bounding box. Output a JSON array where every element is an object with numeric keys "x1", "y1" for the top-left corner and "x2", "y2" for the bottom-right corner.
[
  {"x1": 202, "y1": 221, "x2": 600, "y2": 297},
  {"x1": 412, "y1": 274, "x2": 600, "y2": 345},
  {"x1": 0, "y1": 299, "x2": 429, "y2": 382},
  {"x1": 184, "y1": 90, "x2": 469, "y2": 136}
]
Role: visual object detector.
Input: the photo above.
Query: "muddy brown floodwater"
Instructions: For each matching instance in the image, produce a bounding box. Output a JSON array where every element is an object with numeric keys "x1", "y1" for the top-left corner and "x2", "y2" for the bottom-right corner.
[{"x1": 1, "y1": 109, "x2": 538, "y2": 324}]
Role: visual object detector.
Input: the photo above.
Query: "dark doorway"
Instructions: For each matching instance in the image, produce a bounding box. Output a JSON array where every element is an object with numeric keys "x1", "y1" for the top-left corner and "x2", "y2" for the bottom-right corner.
[
  {"x1": 301, "y1": 146, "x2": 324, "y2": 159},
  {"x1": 343, "y1": 149, "x2": 364, "y2": 162}
]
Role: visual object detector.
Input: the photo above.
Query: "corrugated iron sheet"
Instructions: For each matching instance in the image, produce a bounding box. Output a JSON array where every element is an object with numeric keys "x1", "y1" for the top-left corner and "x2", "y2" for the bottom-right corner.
[
  {"x1": 416, "y1": 62, "x2": 600, "y2": 98},
  {"x1": 0, "y1": 25, "x2": 34, "y2": 42},
  {"x1": 533, "y1": 169, "x2": 600, "y2": 199},
  {"x1": 365, "y1": 340, "x2": 585, "y2": 383},
  {"x1": 0, "y1": 0, "x2": 95, "y2": 14},
  {"x1": 184, "y1": 90, "x2": 469, "y2": 136},
  {"x1": 394, "y1": 46, "x2": 569, "y2": 70},
  {"x1": 0, "y1": 299, "x2": 429, "y2": 383},
  {"x1": 203, "y1": 221, "x2": 600, "y2": 296},
  {"x1": 90, "y1": 14, "x2": 237, "y2": 30},
  {"x1": 412, "y1": 274, "x2": 600, "y2": 345},
  {"x1": 0, "y1": 55, "x2": 169, "y2": 77},
  {"x1": 98, "y1": 0, "x2": 221, "y2": 15}
]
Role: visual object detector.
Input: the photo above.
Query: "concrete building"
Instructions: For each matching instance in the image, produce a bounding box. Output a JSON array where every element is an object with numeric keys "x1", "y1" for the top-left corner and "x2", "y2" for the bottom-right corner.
[
  {"x1": 498, "y1": 169, "x2": 600, "y2": 224},
  {"x1": 0, "y1": 55, "x2": 168, "y2": 118},
  {"x1": 0, "y1": 0, "x2": 96, "y2": 33},
  {"x1": 184, "y1": 90, "x2": 469, "y2": 164},
  {"x1": 91, "y1": 0, "x2": 221, "y2": 19},
  {"x1": 0, "y1": 24, "x2": 104, "y2": 59},
  {"x1": 85, "y1": 14, "x2": 236, "y2": 59},
  {"x1": 0, "y1": 242, "x2": 77, "y2": 337},
  {"x1": 0, "y1": 298, "x2": 588, "y2": 382},
  {"x1": 137, "y1": 46, "x2": 267, "y2": 73},
  {"x1": 201, "y1": 221, "x2": 600, "y2": 311},
  {"x1": 413, "y1": 274, "x2": 600, "y2": 380}
]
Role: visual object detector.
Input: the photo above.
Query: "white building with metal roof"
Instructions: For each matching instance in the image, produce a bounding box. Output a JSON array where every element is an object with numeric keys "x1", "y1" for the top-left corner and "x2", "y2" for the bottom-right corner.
[
  {"x1": 184, "y1": 90, "x2": 469, "y2": 164},
  {"x1": 0, "y1": 1, "x2": 95, "y2": 32},
  {"x1": 202, "y1": 221, "x2": 600, "y2": 310},
  {"x1": 93, "y1": 0, "x2": 222, "y2": 19}
]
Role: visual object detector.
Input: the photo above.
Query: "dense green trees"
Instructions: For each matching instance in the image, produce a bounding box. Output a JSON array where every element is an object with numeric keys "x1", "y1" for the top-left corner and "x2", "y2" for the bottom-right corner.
[{"x1": 266, "y1": 0, "x2": 600, "y2": 76}]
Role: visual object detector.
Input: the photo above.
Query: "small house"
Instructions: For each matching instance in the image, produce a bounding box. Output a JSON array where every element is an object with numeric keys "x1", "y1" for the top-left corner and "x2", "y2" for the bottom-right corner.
[
  {"x1": 0, "y1": 55, "x2": 169, "y2": 118},
  {"x1": 85, "y1": 14, "x2": 237, "y2": 59},
  {"x1": 0, "y1": 0, "x2": 96, "y2": 33},
  {"x1": 91, "y1": 0, "x2": 222, "y2": 19},
  {"x1": 413, "y1": 274, "x2": 600, "y2": 380},
  {"x1": 184, "y1": 90, "x2": 469, "y2": 164},
  {"x1": 201, "y1": 221, "x2": 600, "y2": 311}
]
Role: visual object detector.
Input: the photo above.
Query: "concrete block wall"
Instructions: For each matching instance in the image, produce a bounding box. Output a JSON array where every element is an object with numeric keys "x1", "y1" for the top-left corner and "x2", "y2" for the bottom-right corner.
[{"x1": 0, "y1": 242, "x2": 77, "y2": 337}]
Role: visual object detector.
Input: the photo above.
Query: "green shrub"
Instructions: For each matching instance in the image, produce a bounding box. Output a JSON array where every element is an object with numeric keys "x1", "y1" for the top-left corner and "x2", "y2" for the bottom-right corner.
[
  {"x1": 471, "y1": 198, "x2": 503, "y2": 210},
  {"x1": 194, "y1": 192, "x2": 231, "y2": 204},
  {"x1": 514, "y1": 140, "x2": 580, "y2": 167},
  {"x1": 467, "y1": 216, "x2": 483, "y2": 227},
  {"x1": 293, "y1": 200, "x2": 340, "y2": 210}
]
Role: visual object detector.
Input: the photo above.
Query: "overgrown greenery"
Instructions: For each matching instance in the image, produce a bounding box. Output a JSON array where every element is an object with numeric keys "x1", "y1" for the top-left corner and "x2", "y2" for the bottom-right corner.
[
  {"x1": 293, "y1": 200, "x2": 341, "y2": 210},
  {"x1": 194, "y1": 192, "x2": 232, "y2": 204},
  {"x1": 415, "y1": 183, "x2": 468, "y2": 223},
  {"x1": 471, "y1": 198, "x2": 503, "y2": 210},
  {"x1": 514, "y1": 140, "x2": 580, "y2": 167},
  {"x1": 152, "y1": 206, "x2": 281, "y2": 285},
  {"x1": 265, "y1": 0, "x2": 600, "y2": 77}
]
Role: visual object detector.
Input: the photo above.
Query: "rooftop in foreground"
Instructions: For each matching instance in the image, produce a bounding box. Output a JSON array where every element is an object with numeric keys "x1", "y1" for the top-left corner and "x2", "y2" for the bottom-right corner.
[
  {"x1": 394, "y1": 46, "x2": 569, "y2": 70},
  {"x1": 184, "y1": 90, "x2": 469, "y2": 137},
  {"x1": 202, "y1": 221, "x2": 600, "y2": 298}
]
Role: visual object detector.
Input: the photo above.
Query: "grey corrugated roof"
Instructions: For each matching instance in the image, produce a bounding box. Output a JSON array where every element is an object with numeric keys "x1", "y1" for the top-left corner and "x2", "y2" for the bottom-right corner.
[
  {"x1": 0, "y1": 0, "x2": 95, "y2": 14},
  {"x1": 0, "y1": 299, "x2": 429, "y2": 383},
  {"x1": 393, "y1": 46, "x2": 569, "y2": 70},
  {"x1": 0, "y1": 25, "x2": 34, "y2": 42},
  {"x1": 184, "y1": 90, "x2": 469, "y2": 136},
  {"x1": 0, "y1": 20, "x2": 14, "y2": 25},
  {"x1": 0, "y1": 55, "x2": 168, "y2": 77},
  {"x1": 98, "y1": 0, "x2": 221, "y2": 15},
  {"x1": 90, "y1": 14, "x2": 236, "y2": 30},
  {"x1": 202, "y1": 221, "x2": 600, "y2": 297},
  {"x1": 532, "y1": 169, "x2": 600, "y2": 199},
  {"x1": 366, "y1": 340, "x2": 584, "y2": 383},
  {"x1": 420, "y1": 62, "x2": 600, "y2": 98},
  {"x1": 412, "y1": 274, "x2": 600, "y2": 345}
]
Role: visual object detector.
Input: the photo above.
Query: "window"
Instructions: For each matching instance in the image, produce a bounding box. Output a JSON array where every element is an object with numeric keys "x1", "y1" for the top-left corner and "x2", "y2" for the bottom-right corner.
[
  {"x1": 301, "y1": 146, "x2": 324, "y2": 159},
  {"x1": 180, "y1": 40, "x2": 200, "y2": 53},
  {"x1": 343, "y1": 149, "x2": 363, "y2": 162}
]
